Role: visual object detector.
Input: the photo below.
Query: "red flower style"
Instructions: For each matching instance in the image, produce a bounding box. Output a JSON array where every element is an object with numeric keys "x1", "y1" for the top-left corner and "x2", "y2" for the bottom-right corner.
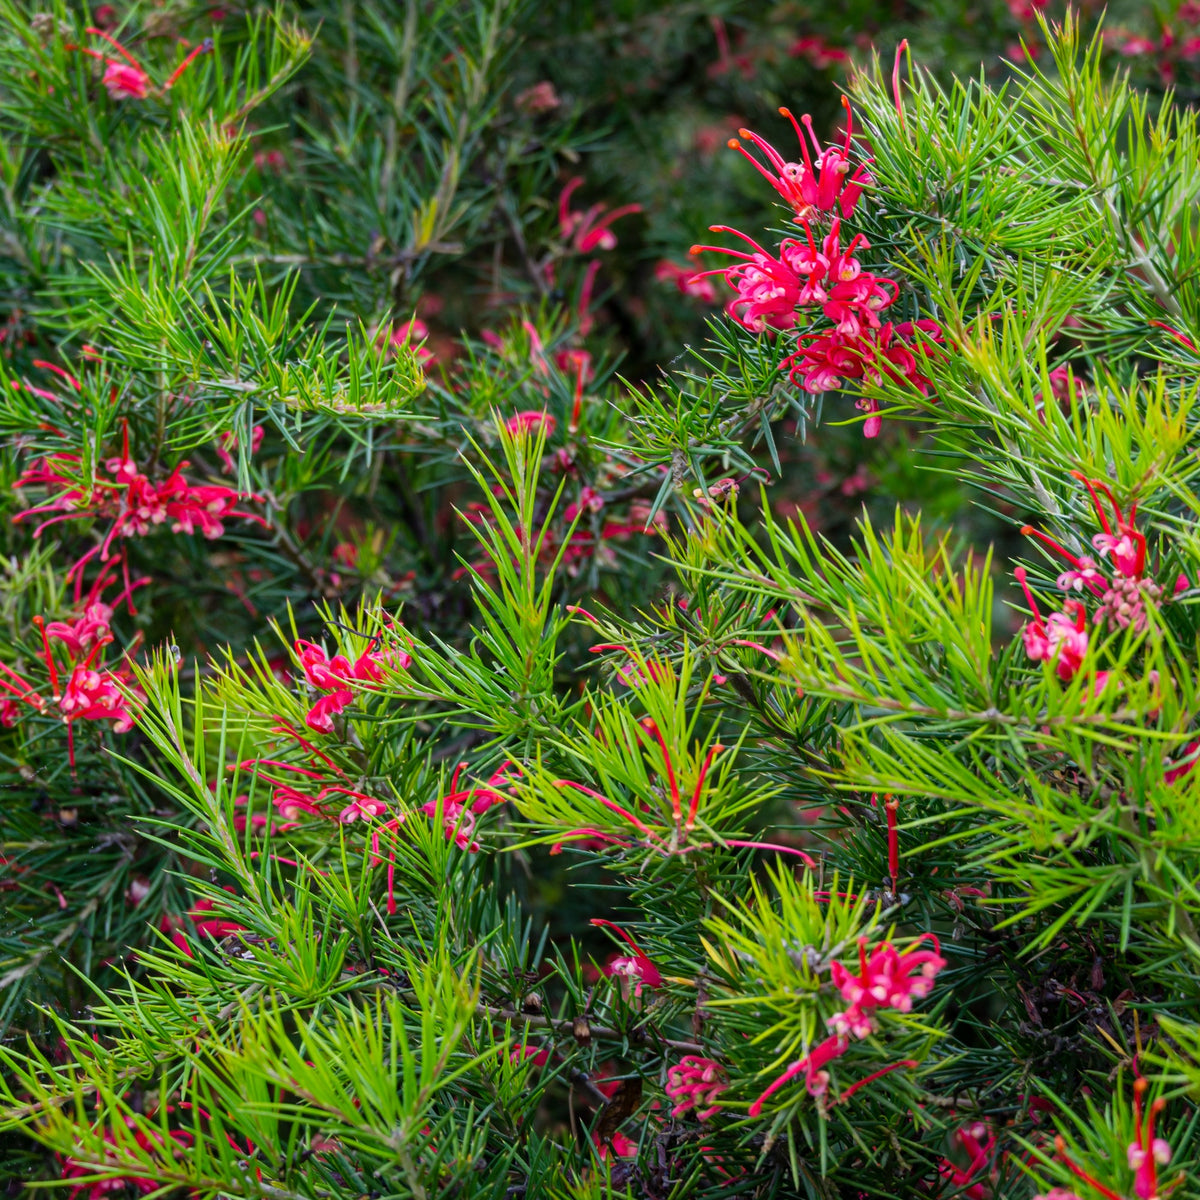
[
  {"x1": 417, "y1": 759, "x2": 516, "y2": 852},
  {"x1": 60, "y1": 1117, "x2": 193, "y2": 1200},
  {"x1": 665, "y1": 1056, "x2": 728, "y2": 1120},
  {"x1": 67, "y1": 27, "x2": 212, "y2": 102},
  {"x1": 1128, "y1": 1080, "x2": 1173, "y2": 1200},
  {"x1": 590, "y1": 918, "x2": 662, "y2": 995},
  {"x1": 1049, "y1": 1084, "x2": 1177, "y2": 1200},
  {"x1": 749, "y1": 1033, "x2": 849, "y2": 1112},
  {"x1": 361, "y1": 761, "x2": 515, "y2": 912},
  {"x1": 1021, "y1": 473, "x2": 1162, "y2": 633},
  {"x1": 558, "y1": 176, "x2": 642, "y2": 254},
  {"x1": 826, "y1": 935, "x2": 946, "y2": 1040},
  {"x1": 727, "y1": 97, "x2": 871, "y2": 221}
]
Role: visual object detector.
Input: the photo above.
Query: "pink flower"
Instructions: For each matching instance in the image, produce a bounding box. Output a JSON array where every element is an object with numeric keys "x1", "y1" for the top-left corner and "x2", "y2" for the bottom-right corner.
[
  {"x1": 389, "y1": 318, "x2": 435, "y2": 366},
  {"x1": 591, "y1": 918, "x2": 661, "y2": 994},
  {"x1": 654, "y1": 260, "x2": 718, "y2": 303},
  {"x1": 1165, "y1": 741, "x2": 1200, "y2": 784},
  {"x1": 1119, "y1": 36, "x2": 1158, "y2": 56},
  {"x1": 666, "y1": 1056, "x2": 728, "y2": 1120},
  {"x1": 727, "y1": 97, "x2": 871, "y2": 220},
  {"x1": 305, "y1": 689, "x2": 354, "y2": 733},
  {"x1": 1128, "y1": 1081, "x2": 1172, "y2": 1200},
  {"x1": 14, "y1": 424, "x2": 267, "y2": 590},
  {"x1": 938, "y1": 1123, "x2": 996, "y2": 1200},
  {"x1": 70, "y1": 26, "x2": 211, "y2": 103},
  {"x1": 690, "y1": 227, "x2": 802, "y2": 332},
  {"x1": 510, "y1": 1042, "x2": 551, "y2": 1066},
  {"x1": 506, "y1": 410, "x2": 556, "y2": 438},
  {"x1": 215, "y1": 424, "x2": 264, "y2": 474},
  {"x1": 1056, "y1": 557, "x2": 1103, "y2": 593},
  {"x1": 749, "y1": 1033, "x2": 849, "y2": 1114},
  {"x1": 338, "y1": 793, "x2": 389, "y2": 823},
  {"x1": 59, "y1": 665, "x2": 138, "y2": 734},
  {"x1": 103, "y1": 61, "x2": 149, "y2": 99},
  {"x1": 1015, "y1": 568, "x2": 1091, "y2": 682},
  {"x1": 43, "y1": 602, "x2": 114, "y2": 658},
  {"x1": 787, "y1": 36, "x2": 850, "y2": 69},
  {"x1": 558, "y1": 177, "x2": 641, "y2": 254},
  {"x1": 295, "y1": 637, "x2": 409, "y2": 694},
  {"x1": 515, "y1": 81, "x2": 560, "y2": 114},
  {"x1": 827, "y1": 936, "x2": 946, "y2": 1038},
  {"x1": 60, "y1": 1118, "x2": 192, "y2": 1199},
  {"x1": 412, "y1": 761, "x2": 514, "y2": 852}
]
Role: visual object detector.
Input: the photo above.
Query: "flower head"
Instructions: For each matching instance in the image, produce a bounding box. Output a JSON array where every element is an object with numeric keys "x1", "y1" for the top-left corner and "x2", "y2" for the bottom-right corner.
[
  {"x1": 591, "y1": 918, "x2": 661, "y2": 994},
  {"x1": 666, "y1": 1056, "x2": 728, "y2": 1120},
  {"x1": 1015, "y1": 568, "x2": 1090, "y2": 682},
  {"x1": 558, "y1": 177, "x2": 641, "y2": 254},
  {"x1": 690, "y1": 227, "x2": 802, "y2": 332},
  {"x1": 728, "y1": 97, "x2": 871, "y2": 220}
]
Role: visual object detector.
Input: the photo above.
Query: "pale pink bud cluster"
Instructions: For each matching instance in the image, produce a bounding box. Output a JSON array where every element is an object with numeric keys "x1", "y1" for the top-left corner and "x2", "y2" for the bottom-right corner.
[{"x1": 665, "y1": 1056, "x2": 728, "y2": 1120}]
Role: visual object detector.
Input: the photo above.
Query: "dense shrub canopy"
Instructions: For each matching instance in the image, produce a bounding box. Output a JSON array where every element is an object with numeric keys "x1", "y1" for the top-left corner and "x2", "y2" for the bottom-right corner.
[{"x1": 1, "y1": 2, "x2": 1200, "y2": 1199}]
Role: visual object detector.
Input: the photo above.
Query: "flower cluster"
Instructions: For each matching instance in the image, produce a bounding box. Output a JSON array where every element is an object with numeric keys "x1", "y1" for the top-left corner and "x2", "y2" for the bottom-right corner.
[
  {"x1": 1044, "y1": 1081, "x2": 1177, "y2": 1200},
  {"x1": 665, "y1": 1056, "x2": 728, "y2": 1120},
  {"x1": 827, "y1": 935, "x2": 946, "y2": 1038},
  {"x1": 938, "y1": 1122, "x2": 996, "y2": 1200},
  {"x1": 66, "y1": 26, "x2": 211, "y2": 101},
  {"x1": 693, "y1": 100, "x2": 942, "y2": 437},
  {"x1": 60, "y1": 1117, "x2": 192, "y2": 1200},
  {"x1": 591, "y1": 918, "x2": 662, "y2": 996},
  {"x1": 14, "y1": 423, "x2": 268, "y2": 595},
  {"x1": 0, "y1": 572, "x2": 145, "y2": 766},
  {"x1": 749, "y1": 935, "x2": 944, "y2": 1114},
  {"x1": 1016, "y1": 472, "x2": 1165, "y2": 681},
  {"x1": 295, "y1": 636, "x2": 410, "y2": 733}
]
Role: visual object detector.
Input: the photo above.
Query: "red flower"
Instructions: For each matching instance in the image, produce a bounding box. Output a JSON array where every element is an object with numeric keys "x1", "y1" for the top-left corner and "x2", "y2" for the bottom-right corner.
[
  {"x1": 103, "y1": 61, "x2": 149, "y2": 99},
  {"x1": 506, "y1": 409, "x2": 556, "y2": 437},
  {"x1": 591, "y1": 918, "x2": 662, "y2": 994},
  {"x1": 60, "y1": 1118, "x2": 193, "y2": 1199},
  {"x1": 728, "y1": 97, "x2": 871, "y2": 220},
  {"x1": 827, "y1": 936, "x2": 946, "y2": 1039},
  {"x1": 1014, "y1": 568, "x2": 1090, "y2": 682},
  {"x1": 689, "y1": 227, "x2": 802, "y2": 332},
  {"x1": 68, "y1": 27, "x2": 211, "y2": 103},
  {"x1": 558, "y1": 177, "x2": 641, "y2": 254}
]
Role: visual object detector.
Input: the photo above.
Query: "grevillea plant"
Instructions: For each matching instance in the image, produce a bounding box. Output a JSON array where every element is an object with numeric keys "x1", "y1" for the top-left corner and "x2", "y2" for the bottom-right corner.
[{"x1": 1, "y1": 3, "x2": 1200, "y2": 1200}]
